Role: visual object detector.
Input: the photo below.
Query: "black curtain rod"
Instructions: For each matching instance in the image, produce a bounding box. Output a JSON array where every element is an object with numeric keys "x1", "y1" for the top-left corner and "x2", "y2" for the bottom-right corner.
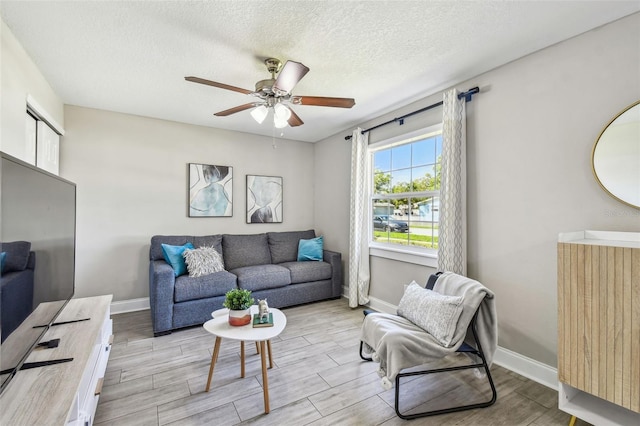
[{"x1": 344, "y1": 87, "x2": 479, "y2": 140}]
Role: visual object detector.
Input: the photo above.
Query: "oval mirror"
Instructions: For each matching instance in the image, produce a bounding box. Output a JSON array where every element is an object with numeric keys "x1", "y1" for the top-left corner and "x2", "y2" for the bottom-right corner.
[{"x1": 592, "y1": 100, "x2": 640, "y2": 209}]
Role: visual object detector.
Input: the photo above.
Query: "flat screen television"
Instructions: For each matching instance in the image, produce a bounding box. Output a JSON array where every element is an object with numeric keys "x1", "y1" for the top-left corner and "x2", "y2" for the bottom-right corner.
[{"x1": 0, "y1": 152, "x2": 76, "y2": 394}]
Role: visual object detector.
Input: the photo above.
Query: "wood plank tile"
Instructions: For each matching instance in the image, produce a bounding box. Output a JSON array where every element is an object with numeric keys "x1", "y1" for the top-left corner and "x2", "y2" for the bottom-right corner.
[
  {"x1": 98, "y1": 298, "x2": 590, "y2": 425},
  {"x1": 317, "y1": 359, "x2": 380, "y2": 388},
  {"x1": 94, "y1": 382, "x2": 190, "y2": 423},
  {"x1": 164, "y1": 402, "x2": 240, "y2": 426},
  {"x1": 233, "y1": 374, "x2": 330, "y2": 421},
  {"x1": 158, "y1": 379, "x2": 262, "y2": 425},
  {"x1": 237, "y1": 398, "x2": 322, "y2": 425},
  {"x1": 121, "y1": 350, "x2": 211, "y2": 382},
  {"x1": 100, "y1": 376, "x2": 153, "y2": 403},
  {"x1": 307, "y1": 371, "x2": 383, "y2": 416},
  {"x1": 254, "y1": 354, "x2": 339, "y2": 388},
  {"x1": 462, "y1": 390, "x2": 547, "y2": 425},
  {"x1": 306, "y1": 395, "x2": 396, "y2": 426},
  {"x1": 93, "y1": 406, "x2": 158, "y2": 426},
  {"x1": 514, "y1": 379, "x2": 558, "y2": 409}
]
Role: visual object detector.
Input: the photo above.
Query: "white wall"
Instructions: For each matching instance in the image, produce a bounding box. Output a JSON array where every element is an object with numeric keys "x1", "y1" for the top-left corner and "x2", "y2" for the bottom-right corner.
[
  {"x1": 61, "y1": 106, "x2": 316, "y2": 301},
  {"x1": 314, "y1": 13, "x2": 640, "y2": 368},
  {"x1": 0, "y1": 20, "x2": 63, "y2": 160}
]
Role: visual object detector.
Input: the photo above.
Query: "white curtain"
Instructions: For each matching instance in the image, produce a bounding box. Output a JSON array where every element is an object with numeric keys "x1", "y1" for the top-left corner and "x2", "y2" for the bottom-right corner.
[
  {"x1": 438, "y1": 89, "x2": 467, "y2": 275},
  {"x1": 348, "y1": 128, "x2": 371, "y2": 307}
]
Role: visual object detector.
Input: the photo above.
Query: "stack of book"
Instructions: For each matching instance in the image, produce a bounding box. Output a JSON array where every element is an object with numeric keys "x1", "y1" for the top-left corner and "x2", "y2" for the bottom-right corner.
[{"x1": 252, "y1": 313, "x2": 273, "y2": 328}]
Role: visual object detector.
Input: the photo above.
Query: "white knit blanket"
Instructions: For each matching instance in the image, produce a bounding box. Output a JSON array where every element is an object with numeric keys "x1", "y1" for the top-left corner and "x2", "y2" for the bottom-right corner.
[{"x1": 360, "y1": 272, "x2": 497, "y2": 388}]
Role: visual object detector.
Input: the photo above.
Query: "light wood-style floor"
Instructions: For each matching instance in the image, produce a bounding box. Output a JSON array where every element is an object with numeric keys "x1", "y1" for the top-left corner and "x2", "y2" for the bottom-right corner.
[{"x1": 95, "y1": 298, "x2": 590, "y2": 426}]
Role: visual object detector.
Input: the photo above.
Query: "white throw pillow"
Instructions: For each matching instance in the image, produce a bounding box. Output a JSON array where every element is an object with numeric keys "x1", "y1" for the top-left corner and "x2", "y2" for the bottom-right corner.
[
  {"x1": 183, "y1": 246, "x2": 225, "y2": 277},
  {"x1": 397, "y1": 281, "x2": 464, "y2": 347}
]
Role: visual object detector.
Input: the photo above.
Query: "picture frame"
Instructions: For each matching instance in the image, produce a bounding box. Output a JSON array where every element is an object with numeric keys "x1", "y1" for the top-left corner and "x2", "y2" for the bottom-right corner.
[
  {"x1": 189, "y1": 163, "x2": 233, "y2": 217},
  {"x1": 246, "y1": 175, "x2": 283, "y2": 223}
]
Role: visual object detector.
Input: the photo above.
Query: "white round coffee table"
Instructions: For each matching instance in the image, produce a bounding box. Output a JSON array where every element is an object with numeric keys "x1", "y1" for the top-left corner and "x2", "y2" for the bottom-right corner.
[{"x1": 203, "y1": 305, "x2": 287, "y2": 414}]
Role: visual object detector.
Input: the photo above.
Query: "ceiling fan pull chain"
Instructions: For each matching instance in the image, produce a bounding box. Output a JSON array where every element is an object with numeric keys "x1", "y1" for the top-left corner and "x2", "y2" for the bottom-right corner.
[{"x1": 272, "y1": 124, "x2": 277, "y2": 149}]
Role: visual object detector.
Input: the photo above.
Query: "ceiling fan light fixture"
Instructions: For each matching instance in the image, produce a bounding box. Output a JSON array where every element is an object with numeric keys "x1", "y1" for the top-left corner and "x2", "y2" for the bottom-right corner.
[
  {"x1": 274, "y1": 116, "x2": 289, "y2": 129},
  {"x1": 273, "y1": 103, "x2": 292, "y2": 128},
  {"x1": 274, "y1": 103, "x2": 291, "y2": 120},
  {"x1": 250, "y1": 105, "x2": 268, "y2": 124}
]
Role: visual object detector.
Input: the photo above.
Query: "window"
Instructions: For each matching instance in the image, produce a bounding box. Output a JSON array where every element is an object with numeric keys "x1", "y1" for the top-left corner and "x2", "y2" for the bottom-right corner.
[
  {"x1": 369, "y1": 124, "x2": 442, "y2": 262},
  {"x1": 26, "y1": 95, "x2": 64, "y2": 175}
]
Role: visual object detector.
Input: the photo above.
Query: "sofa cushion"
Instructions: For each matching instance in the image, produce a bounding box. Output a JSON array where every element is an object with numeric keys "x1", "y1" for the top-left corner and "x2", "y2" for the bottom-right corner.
[
  {"x1": 223, "y1": 233, "x2": 271, "y2": 270},
  {"x1": 231, "y1": 264, "x2": 291, "y2": 291},
  {"x1": 280, "y1": 261, "x2": 332, "y2": 284},
  {"x1": 174, "y1": 270, "x2": 237, "y2": 303},
  {"x1": 268, "y1": 230, "x2": 316, "y2": 264},
  {"x1": 297, "y1": 236, "x2": 324, "y2": 261},
  {"x1": 192, "y1": 235, "x2": 223, "y2": 256},
  {"x1": 0, "y1": 241, "x2": 31, "y2": 273},
  {"x1": 161, "y1": 243, "x2": 195, "y2": 277},
  {"x1": 150, "y1": 235, "x2": 191, "y2": 261},
  {"x1": 183, "y1": 246, "x2": 225, "y2": 277}
]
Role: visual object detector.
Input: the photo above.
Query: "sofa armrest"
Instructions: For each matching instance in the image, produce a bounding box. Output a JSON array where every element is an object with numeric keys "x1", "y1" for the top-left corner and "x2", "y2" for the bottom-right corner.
[
  {"x1": 149, "y1": 260, "x2": 176, "y2": 335},
  {"x1": 323, "y1": 249, "x2": 343, "y2": 298},
  {"x1": 26, "y1": 251, "x2": 36, "y2": 270},
  {"x1": 1, "y1": 268, "x2": 35, "y2": 340}
]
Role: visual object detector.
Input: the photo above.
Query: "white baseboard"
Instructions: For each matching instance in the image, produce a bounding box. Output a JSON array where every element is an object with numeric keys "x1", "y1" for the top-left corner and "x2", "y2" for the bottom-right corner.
[
  {"x1": 110, "y1": 297, "x2": 150, "y2": 314},
  {"x1": 364, "y1": 294, "x2": 558, "y2": 391},
  {"x1": 365, "y1": 294, "x2": 397, "y2": 314},
  {"x1": 493, "y1": 346, "x2": 558, "y2": 390}
]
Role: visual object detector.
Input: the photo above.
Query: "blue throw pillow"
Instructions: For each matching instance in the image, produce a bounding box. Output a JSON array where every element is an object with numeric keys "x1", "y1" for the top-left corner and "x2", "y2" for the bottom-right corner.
[
  {"x1": 297, "y1": 236, "x2": 323, "y2": 261},
  {"x1": 0, "y1": 252, "x2": 6, "y2": 273},
  {"x1": 161, "y1": 242, "x2": 195, "y2": 276}
]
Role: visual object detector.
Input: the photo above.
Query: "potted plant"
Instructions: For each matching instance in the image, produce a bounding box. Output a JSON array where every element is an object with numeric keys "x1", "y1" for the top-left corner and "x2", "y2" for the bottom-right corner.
[{"x1": 223, "y1": 288, "x2": 254, "y2": 326}]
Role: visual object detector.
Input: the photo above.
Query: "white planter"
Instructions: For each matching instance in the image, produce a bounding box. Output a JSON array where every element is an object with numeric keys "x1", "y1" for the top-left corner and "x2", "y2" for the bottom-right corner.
[{"x1": 228, "y1": 308, "x2": 251, "y2": 326}]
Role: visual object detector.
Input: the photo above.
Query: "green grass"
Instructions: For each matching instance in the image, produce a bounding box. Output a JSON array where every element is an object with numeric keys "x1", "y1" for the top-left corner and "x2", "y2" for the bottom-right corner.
[{"x1": 373, "y1": 231, "x2": 438, "y2": 249}]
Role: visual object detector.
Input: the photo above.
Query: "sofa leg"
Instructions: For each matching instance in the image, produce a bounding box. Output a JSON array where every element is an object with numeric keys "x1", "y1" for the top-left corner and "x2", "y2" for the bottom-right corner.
[{"x1": 154, "y1": 330, "x2": 172, "y2": 337}]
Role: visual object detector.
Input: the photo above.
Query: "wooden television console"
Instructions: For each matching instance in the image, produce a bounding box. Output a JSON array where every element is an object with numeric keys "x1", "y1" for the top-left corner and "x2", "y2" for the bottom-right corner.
[{"x1": 0, "y1": 295, "x2": 113, "y2": 425}]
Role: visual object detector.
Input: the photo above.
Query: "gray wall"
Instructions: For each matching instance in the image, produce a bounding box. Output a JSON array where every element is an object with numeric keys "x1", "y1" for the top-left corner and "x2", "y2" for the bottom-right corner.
[
  {"x1": 314, "y1": 13, "x2": 640, "y2": 367},
  {"x1": 0, "y1": 20, "x2": 63, "y2": 160},
  {"x1": 61, "y1": 106, "x2": 316, "y2": 301}
]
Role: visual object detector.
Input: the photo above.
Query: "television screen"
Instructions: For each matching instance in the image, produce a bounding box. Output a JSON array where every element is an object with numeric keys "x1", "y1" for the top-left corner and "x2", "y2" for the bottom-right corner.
[{"x1": 0, "y1": 152, "x2": 76, "y2": 393}]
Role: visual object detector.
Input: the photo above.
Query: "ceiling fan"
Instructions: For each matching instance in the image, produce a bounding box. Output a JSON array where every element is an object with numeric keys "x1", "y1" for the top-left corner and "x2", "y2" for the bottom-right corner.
[{"x1": 185, "y1": 58, "x2": 355, "y2": 128}]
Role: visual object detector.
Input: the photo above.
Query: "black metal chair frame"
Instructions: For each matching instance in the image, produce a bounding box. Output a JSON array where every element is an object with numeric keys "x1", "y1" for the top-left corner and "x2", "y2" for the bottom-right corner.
[{"x1": 358, "y1": 279, "x2": 497, "y2": 419}]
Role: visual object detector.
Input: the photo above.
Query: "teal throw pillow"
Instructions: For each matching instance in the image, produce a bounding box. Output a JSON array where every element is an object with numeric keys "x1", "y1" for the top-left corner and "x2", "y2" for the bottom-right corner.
[
  {"x1": 161, "y1": 242, "x2": 195, "y2": 276},
  {"x1": 297, "y1": 236, "x2": 323, "y2": 261},
  {"x1": 0, "y1": 252, "x2": 6, "y2": 273}
]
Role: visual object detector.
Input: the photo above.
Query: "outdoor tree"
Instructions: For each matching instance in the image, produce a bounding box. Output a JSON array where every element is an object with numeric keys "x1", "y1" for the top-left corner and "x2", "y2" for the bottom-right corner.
[{"x1": 373, "y1": 156, "x2": 441, "y2": 211}]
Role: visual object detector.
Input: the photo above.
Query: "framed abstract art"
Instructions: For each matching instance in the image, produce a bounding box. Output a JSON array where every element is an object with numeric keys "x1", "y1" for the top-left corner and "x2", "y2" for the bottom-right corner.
[
  {"x1": 189, "y1": 163, "x2": 233, "y2": 217},
  {"x1": 246, "y1": 175, "x2": 283, "y2": 223}
]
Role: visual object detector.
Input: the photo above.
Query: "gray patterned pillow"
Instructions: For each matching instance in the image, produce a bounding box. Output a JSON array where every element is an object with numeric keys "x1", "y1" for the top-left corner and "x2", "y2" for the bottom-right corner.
[
  {"x1": 397, "y1": 281, "x2": 464, "y2": 347},
  {"x1": 183, "y1": 246, "x2": 225, "y2": 277}
]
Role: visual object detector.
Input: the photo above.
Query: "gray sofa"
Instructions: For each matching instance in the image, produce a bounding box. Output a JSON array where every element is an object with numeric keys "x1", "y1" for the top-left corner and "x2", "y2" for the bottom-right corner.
[
  {"x1": 149, "y1": 230, "x2": 342, "y2": 336},
  {"x1": 1, "y1": 241, "x2": 35, "y2": 342}
]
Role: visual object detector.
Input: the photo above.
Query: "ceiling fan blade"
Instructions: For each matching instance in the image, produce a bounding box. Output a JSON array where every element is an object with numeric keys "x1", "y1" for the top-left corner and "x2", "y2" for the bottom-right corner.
[
  {"x1": 293, "y1": 96, "x2": 355, "y2": 108},
  {"x1": 214, "y1": 103, "x2": 257, "y2": 117},
  {"x1": 185, "y1": 76, "x2": 252, "y2": 95},
  {"x1": 287, "y1": 108, "x2": 304, "y2": 127},
  {"x1": 273, "y1": 61, "x2": 309, "y2": 94}
]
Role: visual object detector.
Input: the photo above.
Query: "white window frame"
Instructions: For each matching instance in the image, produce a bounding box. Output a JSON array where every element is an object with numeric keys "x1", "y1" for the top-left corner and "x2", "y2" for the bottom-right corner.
[
  {"x1": 26, "y1": 95, "x2": 64, "y2": 175},
  {"x1": 368, "y1": 123, "x2": 442, "y2": 267}
]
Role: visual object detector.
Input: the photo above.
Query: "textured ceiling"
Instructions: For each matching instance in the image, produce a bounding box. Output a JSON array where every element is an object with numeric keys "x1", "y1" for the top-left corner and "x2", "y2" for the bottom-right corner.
[{"x1": 2, "y1": 1, "x2": 639, "y2": 143}]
